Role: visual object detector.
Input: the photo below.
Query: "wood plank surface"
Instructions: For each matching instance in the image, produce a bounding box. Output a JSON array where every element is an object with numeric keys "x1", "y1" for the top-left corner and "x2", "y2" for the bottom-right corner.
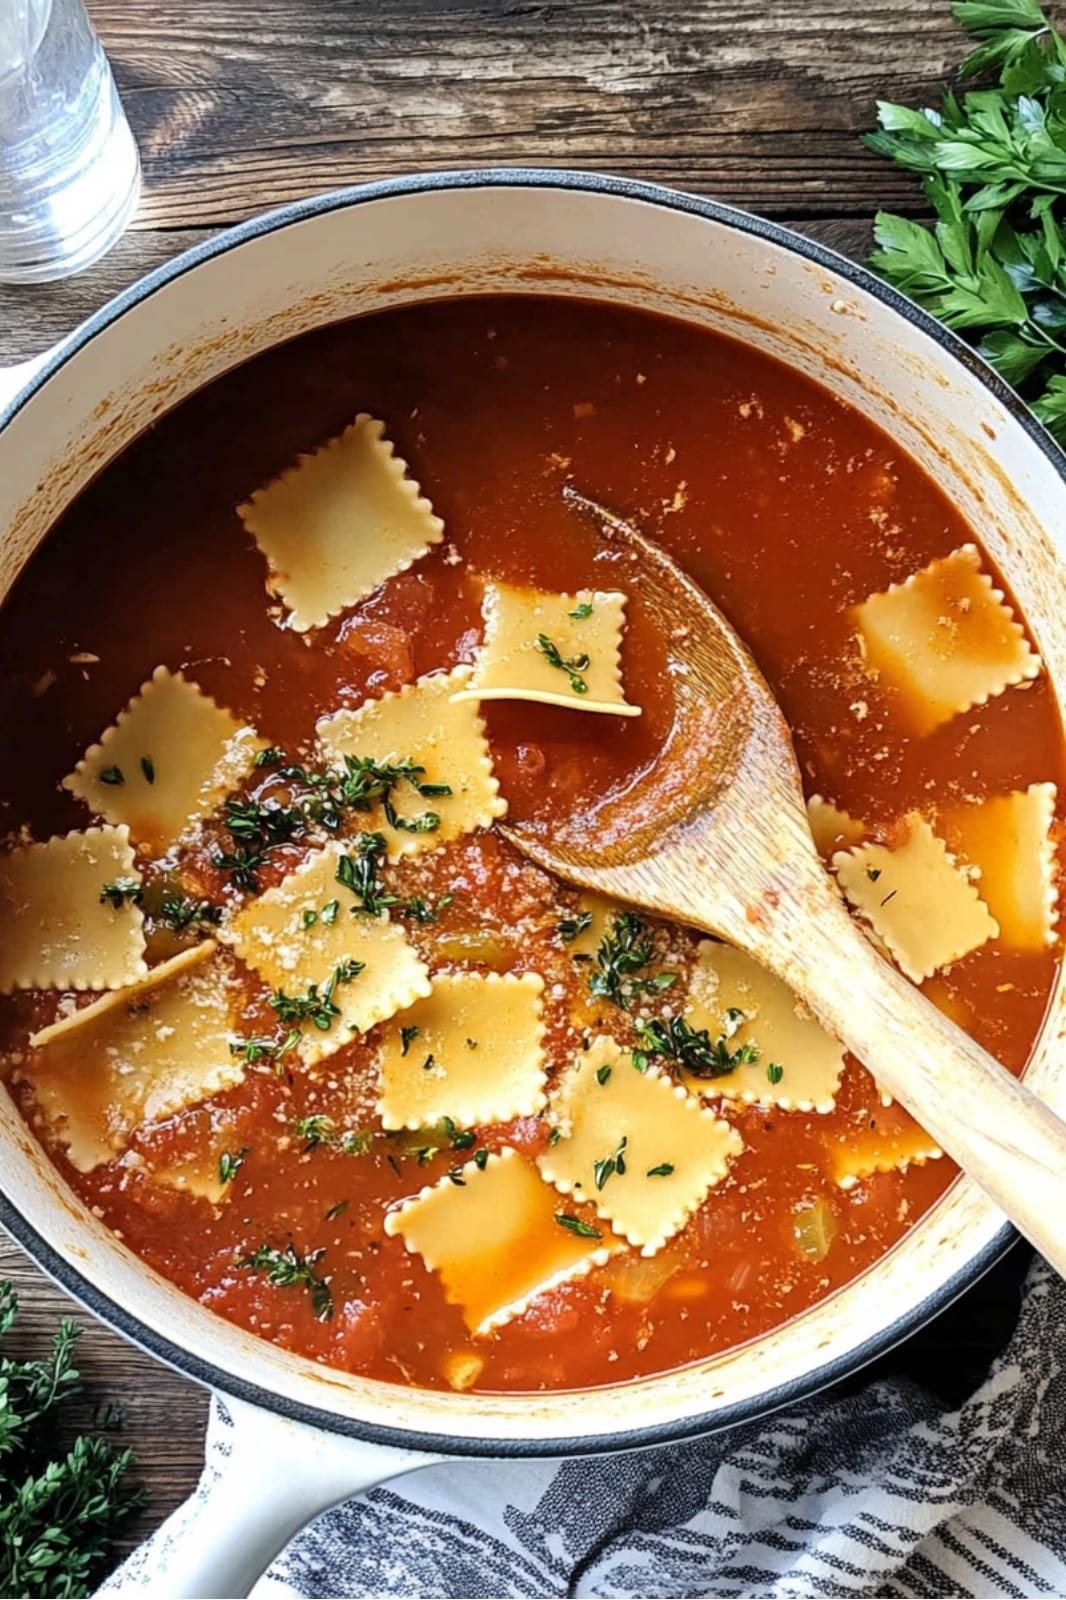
[{"x1": 0, "y1": 0, "x2": 1020, "y2": 1578}]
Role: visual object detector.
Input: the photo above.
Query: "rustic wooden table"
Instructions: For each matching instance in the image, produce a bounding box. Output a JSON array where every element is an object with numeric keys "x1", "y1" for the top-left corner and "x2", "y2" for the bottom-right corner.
[{"x1": 0, "y1": 0, "x2": 1031, "y2": 1566}]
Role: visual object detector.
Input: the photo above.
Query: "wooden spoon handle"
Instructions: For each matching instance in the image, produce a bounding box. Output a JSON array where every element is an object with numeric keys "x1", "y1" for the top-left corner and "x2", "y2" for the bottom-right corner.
[{"x1": 728, "y1": 882, "x2": 1066, "y2": 1273}]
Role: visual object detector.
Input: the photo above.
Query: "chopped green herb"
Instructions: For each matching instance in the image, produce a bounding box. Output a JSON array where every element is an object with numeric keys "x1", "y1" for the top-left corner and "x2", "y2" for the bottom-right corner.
[
  {"x1": 320, "y1": 898, "x2": 340, "y2": 925},
  {"x1": 99, "y1": 765, "x2": 124, "y2": 786},
  {"x1": 535, "y1": 632, "x2": 590, "y2": 695},
  {"x1": 554, "y1": 1213, "x2": 602, "y2": 1239},
  {"x1": 593, "y1": 1135, "x2": 628, "y2": 1190},
  {"x1": 291, "y1": 754, "x2": 451, "y2": 837},
  {"x1": 441, "y1": 1116, "x2": 477, "y2": 1150},
  {"x1": 99, "y1": 877, "x2": 142, "y2": 910},
  {"x1": 237, "y1": 1242, "x2": 333, "y2": 1321},
  {"x1": 387, "y1": 1153, "x2": 403, "y2": 1178},
  {"x1": 293, "y1": 1114, "x2": 335, "y2": 1151},
  {"x1": 447, "y1": 1167, "x2": 466, "y2": 1186},
  {"x1": 588, "y1": 912, "x2": 676, "y2": 1010},
  {"x1": 634, "y1": 1013, "x2": 759, "y2": 1079},
  {"x1": 225, "y1": 795, "x2": 304, "y2": 848},
  {"x1": 466, "y1": 1037, "x2": 478, "y2": 1050},
  {"x1": 229, "y1": 1028, "x2": 301, "y2": 1068},
  {"x1": 337, "y1": 832, "x2": 398, "y2": 915},
  {"x1": 212, "y1": 845, "x2": 267, "y2": 893},
  {"x1": 302, "y1": 908, "x2": 318, "y2": 928},
  {"x1": 325, "y1": 1199, "x2": 349, "y2": 1221},
  {"x1": 866, "y1": 867, "x2": 882, "y2": 883},
  {"x1": 218, "y1": 1146, "x2": 250, "y2": 1184},
  {"x1": 400, "y1": 1025, "x2": 421, "y2": 1057},
  {"x1": 422, "y1": 1053, "x2": 436, "y2": 1072},
  {"x1": 400, "y1": 892, "x2": 454, "y2": 923},
  {"x1": 270, "y1": 960, "x2": 364, "y2": 1032},
  {"x1": 557, "y1": 910, "x2": 594, "y2": 945},
  {"x1": 254, "y1": 746, "x2": 286, "y2": 768},
  {"x1": 140, "y1": 756, "x2": 155, "y2": 785},
  {"x1": 415, "y1": 1145, "x2": 438, "y2": 1165},
  {"x1": 548, "y1": 1127, "x2": 563, "y2": 1146},
  {"x1": 474, "y1": 1148, "x2": 489, "y2": 1170},
  {"x1": 596, "y1": 1064, "x2": 613, "y2": 1086},
  {"x1": 569, "y1": 601, "x2": 594, "y2": 619},
  {"x1": 646, "y1": 1163, "x2": 675, "y2": 1178},
  {"x1": 158, "y1": 893, "x2": 223, "y2": 934},
  {"x1": 767, "y1": 1062, "x2": 785, "y2": 1086}
]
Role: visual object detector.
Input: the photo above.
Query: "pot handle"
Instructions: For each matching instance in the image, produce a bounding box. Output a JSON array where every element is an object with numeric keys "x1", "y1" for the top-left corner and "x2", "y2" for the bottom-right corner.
[{"x1": 108, "y1": 1393, "x2": 443, "y2": 1600}]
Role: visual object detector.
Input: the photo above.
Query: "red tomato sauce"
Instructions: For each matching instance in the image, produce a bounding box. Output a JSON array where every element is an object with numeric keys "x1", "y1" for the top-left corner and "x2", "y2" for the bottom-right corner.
[{"x1": 0, "y1": 295, "x2": 1060, "y2": 1394}]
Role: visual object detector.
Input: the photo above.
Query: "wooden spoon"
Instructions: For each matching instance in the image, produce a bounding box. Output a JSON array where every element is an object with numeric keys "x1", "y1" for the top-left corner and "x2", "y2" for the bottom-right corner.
[{"x1": 503, "y1": 487, "x2": 1066, "y2": 1273}]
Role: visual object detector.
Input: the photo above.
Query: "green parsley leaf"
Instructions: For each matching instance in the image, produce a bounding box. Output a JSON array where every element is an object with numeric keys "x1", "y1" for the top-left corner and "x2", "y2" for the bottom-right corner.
[
  {"x1": 99, "y1": 765, "x2": 124, "y2": 786},
  {"x1": 557, "y1": 910, "x2": 594, "y2": 945},
  {"x1": 568, "y1": 600, "x2": 594, "y2": 619},
  {"x1": 140, "y1": 756, "x2": 155, "y2": 784},
  {"x1": 646, "y1": 1163, "x2": 675, "y2": 1177},
  {"x1": 158, "y1": 893, "x2": 223, "y2": 934},
  {"x1": 767, "y1": 1062, "x2": 785, "y2": 1086},
  {"x1": 400, "y1": 1024, "x2": 421, "y2": 1056},
  {"x1": 863, "y1": 1, "x2": 1066, "y2": 447}
]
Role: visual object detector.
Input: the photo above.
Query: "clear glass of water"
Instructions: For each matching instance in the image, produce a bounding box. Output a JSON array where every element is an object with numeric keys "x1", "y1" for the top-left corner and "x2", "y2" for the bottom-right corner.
[{"x1": 0, "y1": 0, "x2": 140, "y2": 283}]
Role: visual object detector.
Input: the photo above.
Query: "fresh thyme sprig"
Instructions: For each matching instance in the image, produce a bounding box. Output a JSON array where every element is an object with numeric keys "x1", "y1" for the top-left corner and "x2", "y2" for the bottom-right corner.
[
  {"x1": 0, "y1": 1283, "x2": 143, "y2": 1597},
  {"x1": 99, "y1": 878, "x2": 142, "y2": 909},
  {"x1": 237, "y1": 1242, "x2": 333, "y2": 1321},
  {"x1": 864, "y1": 0, "x2": 1066, "y2": 443},
  {"x1": 158, "y1": 892, "x2": 223, "y2": 934},
  {"x1": 535, "y1": 632, "x2": 590, "y2": 695},
  {"x1": 269, "y1": 960, "x2": 364, "y2": 1032},
  {"x1": 588, "y1": 912, "x2": 678, "y2": 1011},
  {"x1": 633, "y1": 1009, "x2": 759, "y2": 1079}
]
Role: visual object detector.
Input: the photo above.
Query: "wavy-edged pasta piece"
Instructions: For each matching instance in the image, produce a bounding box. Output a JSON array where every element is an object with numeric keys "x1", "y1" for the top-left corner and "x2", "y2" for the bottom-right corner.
[
  {"x1": 316, "y1": 665, "x2": 506, "y2": 860},
  {"x1": 0, "y1": 825, "x2": 147, "y2": 995},
  {"x1": 684, "y1": 941, "x2": 845, "y2": 1113},
  {"x1": 385, "y1": 1146, "x2": 611, "y2": 1335},
  {"x1": 825, "y1": 1109, "x2": 943, "y2": 1189},
  {"x1": 378, "y1": 971, "x2": 546, "y2": 1130},
  {"x1": 538, "y1": 1036, "x2": 742, "y2": 1255},
  {"x1": 854, "y1": 544, "x2": 1040, "y2": 734},
  {"x1": 833, "y1": 813, "x2": 998, "y2": 983},
  {"x1": 237, "y1": 414, "x2": 444, "y2": 632},
  {"x1": 63, "y1": 666, "x2": 264, "y2": 855},
  {"x1": 938, "y1": 783, "x2": 1058, "y2": 952},
  {"x1": 22, "y1": 944, "x2": 243, "y2": 1172},
  {"x1": 219, "y1": 843, "x2": 431, "y2": 1066},
  {"x1": 806, "y1": 794, "x2": 864, "y2": 858},
  {"x1": 453, "y1": 582, "x2": 641, "y2": 717}
]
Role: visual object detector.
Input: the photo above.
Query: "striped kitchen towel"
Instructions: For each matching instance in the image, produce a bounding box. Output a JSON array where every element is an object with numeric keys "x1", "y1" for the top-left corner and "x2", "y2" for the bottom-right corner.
[{"x1": 111, "y1": 1250, "x2": 1066, "y2": 1598}]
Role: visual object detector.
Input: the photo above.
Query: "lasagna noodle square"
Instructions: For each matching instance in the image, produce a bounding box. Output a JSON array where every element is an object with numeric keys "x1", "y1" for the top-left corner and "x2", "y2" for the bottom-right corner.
[
  {"x1": 237, "y1": 414, "x2": 445, "y2": 632},
  {"x1": 938, "y1": 783, "x2": 1058, "y2": 951},
  {"x1": 806, "y1": 794, "x2": 864, "y2": 859},
  {"x1": 378, "y1": 971, "x2": 546, "y2": 1130},
  {"x1": 684, "y1": 941, "x2": 845, "y2": 1113},
  {"x1": 63, "y1": 665, "x2": 264, "y2": 856},
  {"x1": 538, "y1": 1037, "x2": 743, "y2": 1255},
  {"x1": 385, "y1": 1147, "x2": 609, "y2": 1335},
  {"x1": 833, "y1": 814, "x2": 999, "y2": 983},
  {"x1": 825, "y1": 1108, "x2": 942, "y2": 1190},
  {"x1": 219, "y1": 843, "x2": 431, "y2": 1066},
  {"x1": 454, "y1": 582, "x2": 641, "y2": 717},
  {"x1": 23, "y1": 944, "x2": 243, "y2": 1172},
  {"x1": 0, "y1": 825, "x2": 147, "y2": 994},
  {"x1": 854, "y1": 544, "x2": 1040, "y2": 735},
  {"x1": 316, "y1": 665, "x2": 506, "y2": 861}
]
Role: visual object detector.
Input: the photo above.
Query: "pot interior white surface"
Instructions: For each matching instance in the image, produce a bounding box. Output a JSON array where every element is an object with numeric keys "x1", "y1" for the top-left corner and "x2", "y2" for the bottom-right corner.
[{"x1": 1, "y1": 173, "x2": 1063, "y2": 1451}]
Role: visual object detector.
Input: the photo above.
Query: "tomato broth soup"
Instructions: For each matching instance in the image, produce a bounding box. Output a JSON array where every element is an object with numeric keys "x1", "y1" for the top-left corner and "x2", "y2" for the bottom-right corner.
[{"x1": 0, "y1": 295, "x2": 1060, "y2": 1396}]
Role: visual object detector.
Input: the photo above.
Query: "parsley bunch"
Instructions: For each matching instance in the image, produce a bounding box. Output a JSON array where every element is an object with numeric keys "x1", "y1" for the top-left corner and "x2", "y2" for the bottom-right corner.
[
  {"x1": 865, "y1": 1, "x2": 1066, "y2": 442},
  {"x1": 0, "y1": 1283, "x2": 142, "y2": 1597}
]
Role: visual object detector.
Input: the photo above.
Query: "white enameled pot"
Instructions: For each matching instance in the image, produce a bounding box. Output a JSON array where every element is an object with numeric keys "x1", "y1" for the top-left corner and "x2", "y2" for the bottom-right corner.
[{"x1": 1, "y1": 171, "x2": 1065, "y2": 1599}]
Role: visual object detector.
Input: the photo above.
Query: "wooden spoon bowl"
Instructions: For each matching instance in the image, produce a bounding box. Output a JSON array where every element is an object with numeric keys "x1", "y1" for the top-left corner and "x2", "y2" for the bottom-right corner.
[{"x1": 504, "y1": 487, "x2": 1066, "y2": 1274}]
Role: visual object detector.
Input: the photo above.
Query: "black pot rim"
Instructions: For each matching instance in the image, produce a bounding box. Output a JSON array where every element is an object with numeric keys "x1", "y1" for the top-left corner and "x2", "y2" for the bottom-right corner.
[{"x1": 0, "y1": 166, "x2": 1034, "y2": 1458}]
